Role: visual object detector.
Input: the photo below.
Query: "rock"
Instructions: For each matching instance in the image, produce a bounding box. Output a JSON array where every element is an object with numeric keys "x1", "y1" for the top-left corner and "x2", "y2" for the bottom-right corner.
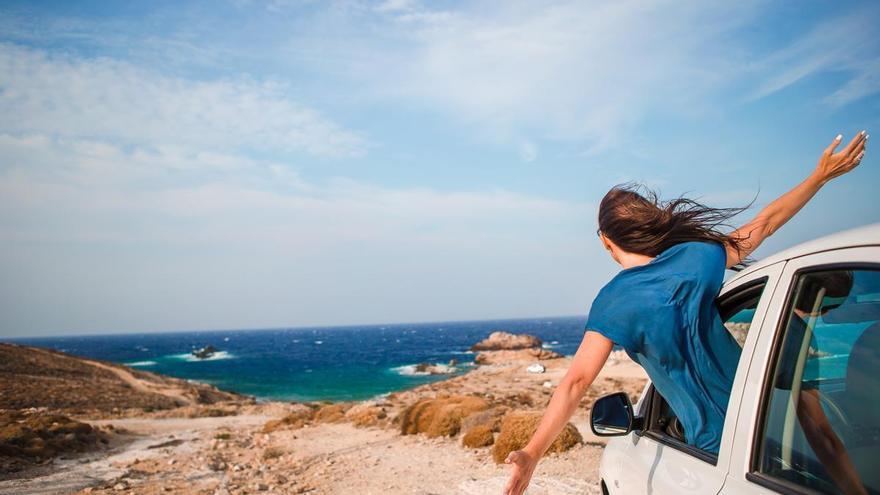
[
  {"x1": 469, "y1": 331, "x2": 542, "y2": 351},
  {"x1": 473, "y1": 348, "x2": 564, "y2": 365},
  {"x1": 411, "y1": 362, "x2": 457, "y2": 375},
  {"x1": 542, "y1": 381, "x2": 553, "y2": 388},
  {"x1": 191, "y1": 345, "x2": 218, "y2": 359},
  {"x1": 256, "y1": 483, "x2": 269, "y2": 491},
  {"x1": 526, "y1": 363, "x2": 545, "y2": 373},
  {"x1": 491, "y1": 411, "x2": 582, "y2": 463},
  {"x1": 460, "y1": 406, "x2": 509, "y2": 433}
]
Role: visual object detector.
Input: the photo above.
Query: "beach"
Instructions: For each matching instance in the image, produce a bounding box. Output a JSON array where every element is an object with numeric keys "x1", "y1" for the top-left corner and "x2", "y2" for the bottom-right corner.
[{"x1": 1, "y1": 332, "x2": 647, "y2": 495}]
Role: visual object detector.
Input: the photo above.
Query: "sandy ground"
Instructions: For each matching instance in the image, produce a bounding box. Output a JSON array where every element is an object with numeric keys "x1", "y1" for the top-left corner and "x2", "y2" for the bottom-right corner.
[{"x1": 0, "y1": 353, "x2": 646, "y2": 495}]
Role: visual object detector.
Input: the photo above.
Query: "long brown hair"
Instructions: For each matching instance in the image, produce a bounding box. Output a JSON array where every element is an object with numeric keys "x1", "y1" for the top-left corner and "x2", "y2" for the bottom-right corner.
[{"x1": 597, "y1": 182, "x2": 757, "y2": 269}]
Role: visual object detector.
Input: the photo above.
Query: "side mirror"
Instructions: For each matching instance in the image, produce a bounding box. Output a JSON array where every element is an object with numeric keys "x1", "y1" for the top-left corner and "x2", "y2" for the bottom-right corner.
[{"x1": 591, "y1": 392, "x2": 643, "y2": 436}]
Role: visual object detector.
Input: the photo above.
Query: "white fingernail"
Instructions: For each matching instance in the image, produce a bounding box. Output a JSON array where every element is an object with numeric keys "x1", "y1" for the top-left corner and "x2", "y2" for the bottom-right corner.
[
  {"x1": 836, "y1": 134, "x2": 842, "y2": 141},
  {"x1": 861, "y1": 130, "x2": 867, "y2": 135}
]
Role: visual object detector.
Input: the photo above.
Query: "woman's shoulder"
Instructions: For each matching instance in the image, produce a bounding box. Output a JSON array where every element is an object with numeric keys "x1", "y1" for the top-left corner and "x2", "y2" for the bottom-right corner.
[{"x1": 663, "y1": 240, "x2": 727, "y2": 270}]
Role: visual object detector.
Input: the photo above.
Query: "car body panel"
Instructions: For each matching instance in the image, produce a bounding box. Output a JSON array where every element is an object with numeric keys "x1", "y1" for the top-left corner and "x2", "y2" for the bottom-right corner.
[
  {"x1": 598, "y1": 223, "x2": 880, "y2": 495},
  {"x1": 720, "y1": 245, "x2": 880, "y2": 495}
]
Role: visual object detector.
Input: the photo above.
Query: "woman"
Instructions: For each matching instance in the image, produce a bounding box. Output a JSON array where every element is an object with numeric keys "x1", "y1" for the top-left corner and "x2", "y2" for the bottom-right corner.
[{"x1": 503, "y1": 131, "x2": 869, "y2": 495}]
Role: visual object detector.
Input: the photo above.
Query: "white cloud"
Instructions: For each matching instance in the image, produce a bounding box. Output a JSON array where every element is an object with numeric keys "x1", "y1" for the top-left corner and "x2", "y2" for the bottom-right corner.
[
  {"x1": 0, "y1": 133, "x2": 588, "y2": 247},
  {"x1": 0, "y1": 133, "x2": 604, "y2": 334},
  {"x1": 0, "y1": 44, "x2": 367, "y2": 157},
  {"x1": 746, "y1": 10, "x2": 880, "y2": 105},
  {"x1": 353, "y1": 1, "x2": 762, "y2": 151}
]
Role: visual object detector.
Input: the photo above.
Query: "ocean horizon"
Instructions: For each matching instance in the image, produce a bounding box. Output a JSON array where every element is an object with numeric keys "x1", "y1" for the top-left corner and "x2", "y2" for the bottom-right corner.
[{"x1": 3, "y1": 316, "x2": 587, "y2": 403}]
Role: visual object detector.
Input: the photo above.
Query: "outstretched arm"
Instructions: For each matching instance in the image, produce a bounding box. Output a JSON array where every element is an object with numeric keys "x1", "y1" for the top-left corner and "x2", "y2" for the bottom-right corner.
[
  {"x1": 502, "y1": 331, "x2": 613, "y2": 495},
  {"x1": 726, "y1": 131, "x2": 868, "y2": 268}
]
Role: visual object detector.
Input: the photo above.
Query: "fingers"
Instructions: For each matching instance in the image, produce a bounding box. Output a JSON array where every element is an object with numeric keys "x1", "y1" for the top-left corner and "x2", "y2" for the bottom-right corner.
[
  {"x1": 824, "y1": 133, "x2": 843, "y2": 156},
  {"x1": 841, "y1": 130, "x2": 866, "y2": 155},
  {"x1": 503, "y1": 477, "x2": 513, "y2": 495}
]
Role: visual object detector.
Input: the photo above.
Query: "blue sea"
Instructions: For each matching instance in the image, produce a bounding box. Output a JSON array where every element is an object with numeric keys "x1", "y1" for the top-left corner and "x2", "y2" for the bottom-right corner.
[{"x1": 5, "y1": 316, "x2": 586, "y2": 403}]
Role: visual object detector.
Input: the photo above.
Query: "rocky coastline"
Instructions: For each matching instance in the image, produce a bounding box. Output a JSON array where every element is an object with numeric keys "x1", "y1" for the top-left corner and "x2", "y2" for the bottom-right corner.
[{"x1": 0, "y1": 332, "x2": 646, "y2": 495}]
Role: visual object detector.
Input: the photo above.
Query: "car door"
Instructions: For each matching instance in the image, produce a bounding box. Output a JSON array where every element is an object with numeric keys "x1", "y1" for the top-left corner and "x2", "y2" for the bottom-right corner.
[
  {"x1": 603, "y1": 261, "x2": 785, "y2": 495},
  {"x1": 721, "y1": 246, "x2": 880, "y2": 495}
]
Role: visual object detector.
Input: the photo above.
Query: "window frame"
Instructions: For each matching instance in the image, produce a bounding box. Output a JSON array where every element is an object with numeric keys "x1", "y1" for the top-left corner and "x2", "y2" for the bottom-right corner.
[
  {"x1": 746, "y1": 261, "x2": 880, "y2": 495},
  {"x1": 634, "y1": 276, "x2": 770, "y2": 466}
]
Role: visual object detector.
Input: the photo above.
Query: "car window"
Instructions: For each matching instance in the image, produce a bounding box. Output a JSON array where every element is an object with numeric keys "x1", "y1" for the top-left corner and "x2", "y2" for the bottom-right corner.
[
  {"x1": 643, "y1": 277, "x2": 769, "y2": 461},
  {"x1": 719, "y1": 278, "x2": 769, "y2": 347},
  {"x1": 755, "y1": 268, "x2": 880, "y2": 495}
]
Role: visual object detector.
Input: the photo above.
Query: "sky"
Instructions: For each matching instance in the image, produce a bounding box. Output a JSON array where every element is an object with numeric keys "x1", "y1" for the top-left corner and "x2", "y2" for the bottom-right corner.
[{"x1": 1, "y1": 0, "x2": 879, "y2": 337}]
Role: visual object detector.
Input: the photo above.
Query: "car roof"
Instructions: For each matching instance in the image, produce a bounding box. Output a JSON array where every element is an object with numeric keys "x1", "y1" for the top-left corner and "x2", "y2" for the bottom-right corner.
[{"x1": 728, "y1": 222, "x2": 880, "y2": 282}]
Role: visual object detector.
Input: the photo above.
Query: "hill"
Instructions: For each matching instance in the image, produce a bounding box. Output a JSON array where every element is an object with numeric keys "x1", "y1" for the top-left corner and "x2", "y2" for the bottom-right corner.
[{"x1": 0, "y1": 343, "x2": 247, "y2": 415}]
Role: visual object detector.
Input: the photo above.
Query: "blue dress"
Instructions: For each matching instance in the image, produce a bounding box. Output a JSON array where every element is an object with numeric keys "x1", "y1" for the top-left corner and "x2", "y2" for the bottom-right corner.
[{"x1": 585, "y1": 240, "x2": 741, "y2": 454}]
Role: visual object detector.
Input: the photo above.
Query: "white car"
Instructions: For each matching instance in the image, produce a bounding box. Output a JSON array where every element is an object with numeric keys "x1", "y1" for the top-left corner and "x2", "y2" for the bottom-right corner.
[{"x1": 591, "y1": 223, "x2": 880, "y2": 495}]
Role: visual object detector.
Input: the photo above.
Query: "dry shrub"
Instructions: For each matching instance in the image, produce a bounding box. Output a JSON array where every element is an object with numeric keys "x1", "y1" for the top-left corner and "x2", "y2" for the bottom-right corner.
[
  {"x1": 0, "y1": 411, "x2": 108, "y2": 461},
  {"x1": 491, "y1": 411, "x2": 582, "y2": 464},
  {"x1": 462, "y1": 424, "x2": 495, "y2": 448},
  {"x1": 262, "y1": 407, "x2": 315, "y2": 433},
  {"x1": 344, "y1": 404, "x2": 387, "y2": 428},
  {"x1": 262, "y1": 446, "x2": 285, "y2": 460},
  {"x1": 314, "y1": 403, "x2": 350, "y2": 424},
  {"x1": 399, "y1": 395, "x2": 490, "y2": 438},
  {"x1": 187, "y1": 407, "x2": 238, "y2": 418}
]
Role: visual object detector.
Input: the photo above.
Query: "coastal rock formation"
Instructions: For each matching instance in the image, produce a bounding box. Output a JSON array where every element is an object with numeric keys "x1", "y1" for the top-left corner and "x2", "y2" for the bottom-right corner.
[
  {"x1": 469, "y1": 331, "x2": 542, "y2": 351},
  {"x1": 473, "y1": 348, "x2": 563, "y2": 365},
  {"x1": 398, "y1": 395, "x2": 490, "y2": 438},
  {"x1": 0, "y1": 343, "x2": 247, "y2": 415},
  {"x1": 491, "y1": 411, "x2": 583, "y2": 463},
  {"x1": 412, "y1": 362, "x2": 457, "y2": 375}
]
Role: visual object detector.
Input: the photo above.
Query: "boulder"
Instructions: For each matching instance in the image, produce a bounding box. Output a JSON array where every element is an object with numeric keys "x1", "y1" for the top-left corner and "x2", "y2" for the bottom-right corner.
[
  {"x1": 474, "y1": 348, "x2": 563, "y2": 365},
  {"x1": 461, "y1": 406, "x2": 509, "y2": 433},
  {"x1": 469, "y1": 331, "x2": 542, "y2": 351}
]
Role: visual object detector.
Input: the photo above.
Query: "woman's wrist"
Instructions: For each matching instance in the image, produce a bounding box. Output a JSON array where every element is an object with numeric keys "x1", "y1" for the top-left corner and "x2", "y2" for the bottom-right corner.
[
  {"x1": 522, "y1": 444, "x2": 543, "y2": 460},
  {"x1": 807, "y1": 168, "x2": 828, "y2": 188}
]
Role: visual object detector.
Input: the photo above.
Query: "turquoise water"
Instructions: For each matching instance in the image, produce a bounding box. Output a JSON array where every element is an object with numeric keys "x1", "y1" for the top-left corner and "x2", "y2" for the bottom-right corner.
[{"x1": 6, "y1": 316, "x2": 586, "y2": 402}]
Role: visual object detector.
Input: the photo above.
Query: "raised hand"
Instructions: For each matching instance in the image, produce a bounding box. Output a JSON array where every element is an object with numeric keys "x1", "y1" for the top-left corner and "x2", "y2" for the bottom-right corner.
[
  {"x1": 816, "y1": 131, "x2": 868, "y2": 185},
  {"x1": 503, "y1": 449, "x2": 538, "y2": 495}
]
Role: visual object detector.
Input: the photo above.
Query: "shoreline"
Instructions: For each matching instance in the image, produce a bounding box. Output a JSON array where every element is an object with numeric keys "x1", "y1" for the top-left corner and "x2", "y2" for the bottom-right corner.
[{"x1": 2, "y1": 342, "x2": 647, "y2": 494}]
